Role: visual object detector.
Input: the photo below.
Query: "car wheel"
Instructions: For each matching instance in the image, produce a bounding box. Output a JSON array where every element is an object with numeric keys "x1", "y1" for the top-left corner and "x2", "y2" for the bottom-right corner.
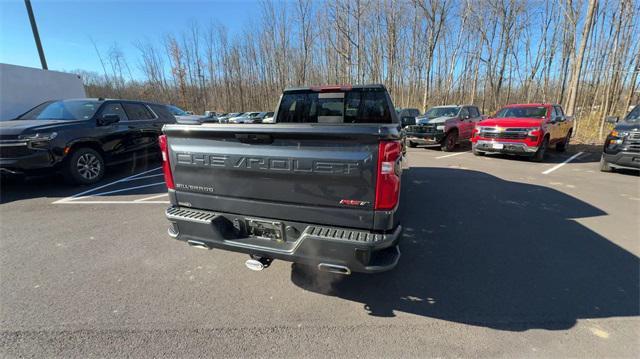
[
  {"x1": 556, "y1": 130, "x2": 571, "y2": 152},
  {"x1": 408, "y1": 140, "x2": 417, "y2": 148},
  {"x1": 66, "y1": 148, "x2": 105, "y2": 185},
  {"x1": 441, "y1": 130, "x2": 458, "y2": 152},
  {"x1": 532, "y1": 137, "x2": 548, "y2": 162},
  {"x1": 599, "y1": 155, "x2": 613, "y2": 172}
]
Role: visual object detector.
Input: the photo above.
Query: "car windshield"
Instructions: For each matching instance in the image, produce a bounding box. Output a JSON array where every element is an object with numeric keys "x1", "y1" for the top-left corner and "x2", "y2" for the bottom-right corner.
[
  {"x1": 17, "y1": 100, "x2": 101, "y2": 121},
  {"x1": 425, "y1": 107, "x2": 459, "y2": 119},
  {"x1": 624, "y1": 106, "x2": 639, "y2": 122},
  {"x1": 496, "y1": 106, "x2": 547, "y2": 118},
  {"x1": 168, "y1": 105, "x2": 188, "y2": 116}
]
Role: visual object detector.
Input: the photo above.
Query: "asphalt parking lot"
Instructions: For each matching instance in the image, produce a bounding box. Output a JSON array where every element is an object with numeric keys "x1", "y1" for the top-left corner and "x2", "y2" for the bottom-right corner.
[{"x1": 1, "y1": 145, "x2": 638, "y2": 358}]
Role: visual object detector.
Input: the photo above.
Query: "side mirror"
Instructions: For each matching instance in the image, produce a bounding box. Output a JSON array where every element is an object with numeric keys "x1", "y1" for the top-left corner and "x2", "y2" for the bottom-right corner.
[
  {"x1": 605, "y1": 116, "x2": 619, "y2": 124},
  {"x1": 99, "y1": 114, "x2": 120, "y2": 126}
]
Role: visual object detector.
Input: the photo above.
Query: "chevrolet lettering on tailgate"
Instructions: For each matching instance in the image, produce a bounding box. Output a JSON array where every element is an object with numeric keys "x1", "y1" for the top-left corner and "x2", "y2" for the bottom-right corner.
[{"x1": 175, "y1": 152, "x2": 361, "y2": 175}]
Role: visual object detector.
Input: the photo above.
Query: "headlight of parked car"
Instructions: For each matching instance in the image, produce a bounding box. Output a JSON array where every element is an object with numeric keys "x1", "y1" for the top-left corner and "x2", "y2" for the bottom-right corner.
[
  {"x1": 18, "y1": 132, "x2": 57, "y2": 149},
  {"x1": 19, "y1": 132, "x2": 58, "y2": 141},
  {"x1": 436, "y1": 125, "x2": 445, "y2": 131},
  {"x1": 608, "y1": 130, "x2": 626, "y2": 145}
]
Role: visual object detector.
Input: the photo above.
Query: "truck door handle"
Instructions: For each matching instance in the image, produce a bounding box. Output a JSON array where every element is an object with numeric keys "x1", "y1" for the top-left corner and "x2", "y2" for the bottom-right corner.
[{"x1": 235, "y1": 133, "x2": 273, "y2": 144}]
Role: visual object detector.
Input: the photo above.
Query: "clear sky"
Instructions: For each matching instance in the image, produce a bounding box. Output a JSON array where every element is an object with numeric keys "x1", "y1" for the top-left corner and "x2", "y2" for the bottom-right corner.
[{"x1": 0, "y1": 0, "x2": 261, "y2": 76}]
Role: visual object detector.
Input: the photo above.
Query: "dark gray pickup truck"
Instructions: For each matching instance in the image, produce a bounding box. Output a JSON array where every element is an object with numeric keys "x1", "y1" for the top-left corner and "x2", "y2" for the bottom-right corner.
[{"x1": 160, "y1": 84, "x2": 403, "y2": 274}]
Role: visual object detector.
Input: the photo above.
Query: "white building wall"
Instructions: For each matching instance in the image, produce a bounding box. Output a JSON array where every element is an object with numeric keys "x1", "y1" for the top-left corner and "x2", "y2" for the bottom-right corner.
[{"x1": 0, "y1": 63, "x2": 86, "y2": 120}]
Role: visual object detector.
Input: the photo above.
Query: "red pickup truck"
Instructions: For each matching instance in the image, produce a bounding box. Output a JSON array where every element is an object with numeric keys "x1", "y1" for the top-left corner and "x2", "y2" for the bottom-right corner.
[{"x1": 471, "y1": 103, "x2": 573, "y2": 161}]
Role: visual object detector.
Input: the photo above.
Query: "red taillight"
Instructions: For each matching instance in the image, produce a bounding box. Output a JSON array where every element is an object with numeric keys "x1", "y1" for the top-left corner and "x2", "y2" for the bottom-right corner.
[
  {"x1": 375, "y1": 141, "x2": 401, "y2": 210},
  {"x1": 158, "y1": 135, "x2": 175, "y2": 190}
]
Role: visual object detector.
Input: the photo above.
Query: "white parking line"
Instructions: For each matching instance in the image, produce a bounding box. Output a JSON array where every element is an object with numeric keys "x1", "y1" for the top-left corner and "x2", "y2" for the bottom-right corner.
[
  {"x1": 74, "y1": 182, "x2": 166, "y2": 199},
  {"x1": 134, "y1": 193, "x2": 169, "y2": 202},
  {"x1": 542, "y1": 152, "x2": 584, "y2": 175},
  {"x1": 57, "y1": 200, "x2": 170, "y2": 205},
  {"x1": 123, "y1": 173, "x2": 164, "y2": 181},
  {"x1": 52, "y1": 167, "x2": 162, "y2": 204},
  {"x1": 436, "y1": 151, "x2": 469, "y2": 159}
]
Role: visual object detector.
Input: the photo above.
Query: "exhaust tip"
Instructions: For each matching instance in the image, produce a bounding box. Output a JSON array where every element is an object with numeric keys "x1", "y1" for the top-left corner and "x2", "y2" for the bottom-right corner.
[
  {"x1": 317, "y1": 263, "x2": 351, "y2": 275},
  {"x1": 187, "y1": 240, "x2": 210, "y2": 250}
]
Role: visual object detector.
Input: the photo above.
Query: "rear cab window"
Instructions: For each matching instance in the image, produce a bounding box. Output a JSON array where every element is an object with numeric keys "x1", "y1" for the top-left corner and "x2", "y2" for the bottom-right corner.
[{"x1": 276, "y1": 87, "x2": 394, "y2": 124}]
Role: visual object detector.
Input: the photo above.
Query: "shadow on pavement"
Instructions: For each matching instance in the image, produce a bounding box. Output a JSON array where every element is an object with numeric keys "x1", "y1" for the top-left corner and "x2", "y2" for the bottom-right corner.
[
  {"x1": 291, "y1": 167, "x2": 639, "y2": 331},
  {"x1": 0, "y1": 158, "x2": 162, "y2": 204}
]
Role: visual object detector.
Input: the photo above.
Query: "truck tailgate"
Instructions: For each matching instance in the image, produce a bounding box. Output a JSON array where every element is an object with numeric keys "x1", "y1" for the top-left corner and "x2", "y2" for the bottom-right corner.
[{"x1": 163, "y1": 124, "x2": 395, "y2": 230}]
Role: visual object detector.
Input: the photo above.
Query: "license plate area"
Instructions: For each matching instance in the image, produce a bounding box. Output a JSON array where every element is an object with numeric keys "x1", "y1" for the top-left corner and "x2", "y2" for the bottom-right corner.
[
  {"x1": 492, "y1": 143, "x2": 504, "y2": 149},
  {"x1": 245, "y1": 218, "x2": 284, "y2": 242}
]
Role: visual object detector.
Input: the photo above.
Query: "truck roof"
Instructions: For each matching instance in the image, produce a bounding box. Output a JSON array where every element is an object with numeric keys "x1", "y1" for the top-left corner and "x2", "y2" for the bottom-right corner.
[{"x1": 283, "y1": 84, "x2": 386, "y2": 92}]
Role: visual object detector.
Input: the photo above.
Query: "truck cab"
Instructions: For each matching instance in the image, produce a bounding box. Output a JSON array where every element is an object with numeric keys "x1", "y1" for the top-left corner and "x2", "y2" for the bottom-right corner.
[{"x1": 471, "y1": 103, "x2": 573, "y2": 162}]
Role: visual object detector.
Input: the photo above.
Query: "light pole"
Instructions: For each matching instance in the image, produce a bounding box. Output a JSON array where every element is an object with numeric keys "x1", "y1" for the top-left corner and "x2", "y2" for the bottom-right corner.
[{"x1": 24, "y1": 0, "x2": 48, "y2": 70}]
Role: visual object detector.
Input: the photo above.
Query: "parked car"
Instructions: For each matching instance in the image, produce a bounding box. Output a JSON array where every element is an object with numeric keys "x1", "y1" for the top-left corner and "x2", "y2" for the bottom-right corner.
[
  {"x1": 471, "y1": 103, "x2": 573, "y2": 162},
  {"x1": 404, "y1": 105, "x2": 482, "y2": 151},
  {"x1": 168, "y1": 105, "x2": 218, "y2": 125},
  {"x1": 0, "y1": 98, "x2": 176, "y2": 184},
  {"x1": 160, "y1": 84, "x2": 403, "y2": 274},
  {"x1": 253, "y1": 111, "x2": 274, "y2": 123},
  {"x1": 262, "y1": 114, "x2": 275, "y2": 123},
  {"x1": 396, "y1": 108, "x2": 420, "y2": 128},
  {"x1": 600, "y1": 105, "x2": 640, "y2": 172},
  {"x1": 217, "y1": 112, "x2": 243, "y2": 123},
  {"x1": 228, "y1": 112, "x2": 273, "y2": 124}
]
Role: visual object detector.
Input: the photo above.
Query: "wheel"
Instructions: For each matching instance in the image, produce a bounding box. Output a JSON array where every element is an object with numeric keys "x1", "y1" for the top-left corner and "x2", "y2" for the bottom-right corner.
[
  {"x1": 472, "y1": 145, "x2": 485, "y2": 156},
  {"x1": 532, "y1": 137, "x2": 548, "y2": 162},
  {"x1": 441, "y1": 130, "x2": 458, "y2": 152},
  {"x1": 408, "y1": 140, "x2": 417, "y2": 148},
  {"x1": 599, "y1": 155, "x2": 613, "y2": 172},
  {"x1": 65, "y1": 148, "x2": 105, "y2": 185},
  {"x1": 556, "y1": 130, "x2": 571, "y2": 152}
]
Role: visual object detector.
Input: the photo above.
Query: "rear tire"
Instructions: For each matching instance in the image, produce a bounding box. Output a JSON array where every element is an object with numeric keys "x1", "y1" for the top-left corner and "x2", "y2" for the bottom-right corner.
[
  {"x1": 532, "y1": 137, "x2": 548, "y2": 162},
  {"x1": 556, "y1": 130, "x2": 571, "y2": 152},
  {"x1": 441, "y1": 130, "x2": 458, "y2": 152},
  {"x1": 408, "y1": 140, "x2": 417, "y2": 148},
  {"x1": 599, "y1": 155, "x2": 613, "y2": 172},
  {"x1": 65, "y1": 148, "x2": 105, "y2": 185}
]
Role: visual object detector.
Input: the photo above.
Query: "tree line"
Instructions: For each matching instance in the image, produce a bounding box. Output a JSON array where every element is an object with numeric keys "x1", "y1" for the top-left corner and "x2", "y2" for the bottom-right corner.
[{"x1": 76, "y1": 0, "x2": 639, "y2": 142}]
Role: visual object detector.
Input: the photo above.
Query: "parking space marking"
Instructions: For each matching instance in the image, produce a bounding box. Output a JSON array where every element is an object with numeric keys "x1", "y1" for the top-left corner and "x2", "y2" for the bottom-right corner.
[
  {"x1": 436, "y1": 151, "x2": 470, "y2": 159},
  {"x1": 76, "y1": 182, "x2": 166, "y2": 198},
  {"x1": 52, "y1": 167, "x2": 164, "y2": 204},
  {"x1": 134, "y1": 193, "x2": 169, "y2": 202},
  {"x1": 123, "y1": 173, "x2": 164, "y2": 181},
  {"x1": 542, "y1": 152, "x2": 584, "y2": 175},
  {"x1": 56, "y1": 200, "x2": 169, "y2": 205}
]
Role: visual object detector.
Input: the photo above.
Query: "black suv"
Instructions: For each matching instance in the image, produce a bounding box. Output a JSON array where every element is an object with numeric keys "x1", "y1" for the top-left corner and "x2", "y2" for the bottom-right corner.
[
  {"x1": 0, "y1": 98, "x2": 176, "y2": 184},
  {"x1": 601, "y1": 105, "x2": 640, "y2": 172}
]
